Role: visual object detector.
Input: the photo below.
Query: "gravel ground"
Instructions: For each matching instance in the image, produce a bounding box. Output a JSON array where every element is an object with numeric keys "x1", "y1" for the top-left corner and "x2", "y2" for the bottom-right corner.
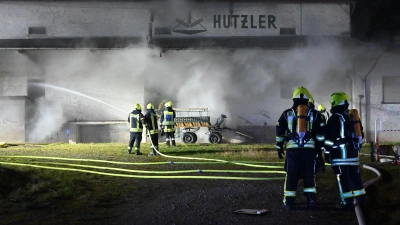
[
  {"x1": 101, "y1": 179, "x2": 360, "y2": 225},
  {"x1": 0, "y1": 175, "x2": 375, "y2": 225}
]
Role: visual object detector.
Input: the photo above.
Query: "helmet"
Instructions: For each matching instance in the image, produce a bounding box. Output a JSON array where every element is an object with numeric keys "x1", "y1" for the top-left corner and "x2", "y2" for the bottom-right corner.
[
  {"x1": 318, "y1": 104, "x2": 326, "y2": 111},
  {"x1": 292, "y1": 86, "x2": 311, "y2": 99},
  {"x1": 147, "y1": 103, "x2": 154, "y2": 110},
  {"x1": 134, "y1": 103, "x2": 141, "y2": 110},
  {"x1": 165, "y1": 101, "x2": 172, "y2": 107},
  {"x1": 330, "y1": 92, "x2": 349, "y2": 107},
  {"x1": 308, "y1": 95, "x2": 314, "y2": 104}
]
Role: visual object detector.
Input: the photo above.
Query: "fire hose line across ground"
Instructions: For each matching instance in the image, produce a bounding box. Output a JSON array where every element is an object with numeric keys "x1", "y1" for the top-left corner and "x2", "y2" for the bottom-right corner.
[
  {"x1": 353, "y1": 165, "x2": 382, "y2": 225},
  {"x1": 0, "y1": 142, "x2": 286, "y2": 181}
]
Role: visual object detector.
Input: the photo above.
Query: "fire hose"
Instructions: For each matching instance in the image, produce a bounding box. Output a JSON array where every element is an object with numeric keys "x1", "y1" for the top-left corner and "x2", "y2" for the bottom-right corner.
[{"x1": 354, "y1": 164, "x2": 382, "y2": 225}]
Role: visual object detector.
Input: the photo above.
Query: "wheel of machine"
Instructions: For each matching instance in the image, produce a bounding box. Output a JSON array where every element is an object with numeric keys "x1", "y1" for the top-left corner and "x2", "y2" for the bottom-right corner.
[
  {"x1": 182, "y1": 132, "x2": 195, "y2": 144},
  {"x1": 208, "y1": 132, "x2": 222, "y2": 144},
  {"x1": 215, "y1": 132, "x2": 222, "y2": 141},
  {"x1": 192, "y1": 133, "x2": 198, "y2": 143}
]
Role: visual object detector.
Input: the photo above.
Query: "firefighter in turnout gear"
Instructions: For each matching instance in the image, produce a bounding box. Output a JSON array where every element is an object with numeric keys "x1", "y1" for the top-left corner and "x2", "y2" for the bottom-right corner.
[
  {"x1": 160, "y1": 101, "x2": 176, "y2": 147},
  {"x1": 127, "y1": 103, "x2": 146, "y2": 155},
  {"x1": 316, "y1": 103, "x2": 330, "y2": 172},
  {"x1": 318, "y1": 104, "x2": 330, "y2": 124},
  {"x1": 324, "y1": 92, "x2": 367, "y2": 210},
  {"x1": 276, "y1": 86, "x2": 326, "y2": 210},
  {"x1": 308, "y1": 95, "x2": 315, "y2": 109},
  {"x1": 144, "y1": 103, "x2": 159, "y2": 156},
  {"x1": 308, "y1": 95, "x2": 327, "y2": 173}
]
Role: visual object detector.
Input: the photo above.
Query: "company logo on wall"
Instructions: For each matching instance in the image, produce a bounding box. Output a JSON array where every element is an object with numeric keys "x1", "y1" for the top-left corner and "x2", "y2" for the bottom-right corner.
[{"x1": 172, "y1": 12, "x2": 207, "y2": 35}]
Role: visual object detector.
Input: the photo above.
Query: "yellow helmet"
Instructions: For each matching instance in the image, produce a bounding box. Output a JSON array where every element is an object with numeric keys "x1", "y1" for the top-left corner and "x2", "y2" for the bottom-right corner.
[
  {"x1": 318, "y1": 104, "x2": 325, "y2": 111},
  {"x1": 292, "y1": 86, "x2": 311, "y2": 99},
  {"x1": 147, "y1": 103, "x2": 154, "y2": 110},
  {"x1": 134, "y1": 103, "x2": 141, "y2": 110},
  {"x1": 165, "y1": 101, "x2": 172, "y2": 107},
  {"x1": 330, "y1": 92, "x2": 349, "y2": 107},
  {"x1": 308, "y1": 95, "x2": 314, "y2": 104}
]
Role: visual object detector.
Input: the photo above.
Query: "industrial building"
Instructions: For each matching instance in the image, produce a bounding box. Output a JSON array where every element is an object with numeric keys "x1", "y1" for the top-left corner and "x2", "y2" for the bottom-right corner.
[{"x1": 0, "y1": 0, "x2": 399, "y2": 144}]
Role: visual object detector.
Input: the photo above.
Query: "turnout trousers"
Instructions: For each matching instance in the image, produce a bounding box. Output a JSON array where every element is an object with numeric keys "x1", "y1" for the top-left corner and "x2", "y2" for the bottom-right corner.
[
  {"x1": 128, "y1": 132, "x2": 143, "y2": 150},
  {"x1": 283, "y1": 148, "x2": 317, "y2": 206},
  {"x1": 332, "y1": 165, "x2": 366, "y2": 206}
]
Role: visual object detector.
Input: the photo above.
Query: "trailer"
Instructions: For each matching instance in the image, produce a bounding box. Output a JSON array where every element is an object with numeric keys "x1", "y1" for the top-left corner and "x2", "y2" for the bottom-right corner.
[{"x1": 173, "y1": 108, "x2": 227, "y2": 144}]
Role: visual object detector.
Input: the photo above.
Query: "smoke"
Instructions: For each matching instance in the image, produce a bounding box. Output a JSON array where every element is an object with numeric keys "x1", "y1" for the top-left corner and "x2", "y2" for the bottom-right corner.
[
  {"x1": 0, "y1": 37, "x2": 354, "y2": 143},
  {"x1": 27, "y1": 96, "x2": 66, "y2": 142}
]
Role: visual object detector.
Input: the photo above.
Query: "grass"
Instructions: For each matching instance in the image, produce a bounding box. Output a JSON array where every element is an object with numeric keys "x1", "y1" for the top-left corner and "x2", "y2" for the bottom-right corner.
[{"x1": 0, "y1": 142, "x2": 399, "y2": 224}]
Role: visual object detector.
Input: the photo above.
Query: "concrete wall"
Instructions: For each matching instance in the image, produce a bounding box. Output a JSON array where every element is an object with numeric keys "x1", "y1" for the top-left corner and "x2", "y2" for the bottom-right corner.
[
  {"x1": 363, "y1": 53, "x2": 400, "y2": 142},
  {"x1": 0, "y1": 97, "x2": 28, "y2": 142},
  {"x1": 0, "y1": 1, "x2": 150, "y2": 38},
  {"x1": 0, "y1": 1, "x2": 349, "y2": 39},
  {"x1": 0, "y1": 1, "x2": 399, "y2": 144}
]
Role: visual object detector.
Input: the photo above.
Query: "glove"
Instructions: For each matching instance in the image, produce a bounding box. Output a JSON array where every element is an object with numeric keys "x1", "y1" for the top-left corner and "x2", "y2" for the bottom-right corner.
[
  {"x1": 324, "y1": 153, "x2": 331, "y2": 164},
  {"x1": 276, "y1": 142, "x2": 285, "y2": 159}
]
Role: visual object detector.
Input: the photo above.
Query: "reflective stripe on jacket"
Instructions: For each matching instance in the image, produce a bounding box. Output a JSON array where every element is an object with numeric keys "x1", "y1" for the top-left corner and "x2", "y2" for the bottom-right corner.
[
  {"x1": 324, "y1": 113, "x2": 359, "y2": 166},
  {"x1": 129, "y1": 113, "x2": 143, "y2": 132}
]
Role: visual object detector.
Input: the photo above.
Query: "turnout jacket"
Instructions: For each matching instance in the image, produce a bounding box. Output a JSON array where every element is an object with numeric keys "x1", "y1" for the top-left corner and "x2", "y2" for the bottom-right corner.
[
  {"x1": 324, "y1": 110, "x2": 364, "y2": 166},
  {"x1": 144, "y1": 109, "x2": 159, "y2": 134},
  {"x1": 160, "y1": 107, "x2": 176, "y2": 132},
  {"x1": 128, "y1": 110, "x2": 146, "y2": 133},
  {"x1": 276, "y1": 104, "x2": 326, "y2": 150}
]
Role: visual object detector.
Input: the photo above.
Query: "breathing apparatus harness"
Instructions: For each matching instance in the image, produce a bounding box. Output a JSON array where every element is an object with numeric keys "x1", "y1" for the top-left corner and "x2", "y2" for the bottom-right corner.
[
  {"x1": 325, "y1": 109, "x2": 363, "y2": 166},
  {"x1": 286, "y1": 104, "x2": 315, "y2": 148}
]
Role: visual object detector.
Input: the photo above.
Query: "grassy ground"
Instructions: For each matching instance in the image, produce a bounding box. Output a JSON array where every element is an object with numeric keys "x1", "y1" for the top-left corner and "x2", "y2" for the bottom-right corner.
[{"x1": 0, "y1": 142, "x2": 399, "y2": 224}]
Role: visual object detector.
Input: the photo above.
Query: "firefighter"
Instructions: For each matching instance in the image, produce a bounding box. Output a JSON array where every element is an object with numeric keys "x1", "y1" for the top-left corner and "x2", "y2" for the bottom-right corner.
[
  {"x1": 324, "y1": 92, "x2": 367, "y2": 210},
  {"x1": 318, "y1": 104, "x2": 330, "y2": 124},
  {"x1": 144, "y1": 103, "x2": 159, "y2": 156},
  {"x1": 160, "y1": 101, "x2": 176, "y2": 147},
  {"x1": 317, "y1": 103, "x2": 330, "y2": 172},
  {"x1": 276, "y1": 86, "x2": 326, "y2": 210},
  {"x1": 127, "y1": 103, "x2": 146, "y2": 155},
  {"x1": 308, "y1": 95, "x2": 315, "y2": 109}
]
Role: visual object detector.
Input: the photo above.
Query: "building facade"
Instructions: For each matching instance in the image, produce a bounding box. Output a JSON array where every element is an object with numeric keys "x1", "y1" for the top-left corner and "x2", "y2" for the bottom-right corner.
[{"x1": 0, "y1": 0, "x2": 398, "y2": 143}]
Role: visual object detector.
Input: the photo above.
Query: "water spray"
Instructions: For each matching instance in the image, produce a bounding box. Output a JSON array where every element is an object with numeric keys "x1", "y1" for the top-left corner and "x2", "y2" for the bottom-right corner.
[{"x1": 30, "y1": 83, "x2": 128, "y2": 114}]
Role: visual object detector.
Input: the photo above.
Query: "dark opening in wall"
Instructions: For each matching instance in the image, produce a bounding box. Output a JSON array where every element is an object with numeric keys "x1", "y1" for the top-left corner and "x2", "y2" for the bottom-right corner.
[
  {"x1": 28, "y1": 27, "x2": 47, "y2": 37},
  {"x1": 280, "y1": 28, "x2": 296, "y2": 35}
]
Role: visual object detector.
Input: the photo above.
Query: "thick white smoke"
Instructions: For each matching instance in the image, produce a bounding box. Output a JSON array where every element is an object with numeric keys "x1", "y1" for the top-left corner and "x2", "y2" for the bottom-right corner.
[
  {"x1": 0, "y1": 37, "x2": 354, "y2": 143},
  {"x1": 27, "y1": 96, "x2": 66, "y2": 142}
]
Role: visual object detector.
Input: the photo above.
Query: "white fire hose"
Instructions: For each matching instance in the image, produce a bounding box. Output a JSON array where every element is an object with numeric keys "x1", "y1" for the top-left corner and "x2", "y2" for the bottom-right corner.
[{"x1": 354, "y1": 164, "x2": 382, "y2": 225}]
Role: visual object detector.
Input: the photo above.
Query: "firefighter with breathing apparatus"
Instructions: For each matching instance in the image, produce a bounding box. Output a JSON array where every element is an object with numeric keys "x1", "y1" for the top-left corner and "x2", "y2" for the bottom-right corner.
[
  {"x1": 144, "y1": 103, "x2": 159, "y2": 156},
  {"x1": 318, "y1": 104, "x2": 330, "y2": 124},
  {"x1": 160, "y1": 101, "x2": 177, "y2": 147},
  {"x1": 324, "y1": 92, "x2": 367, "y2": 209},
  {"x1": 127, "y1": 103, "x2": 146, "y2": 155},
  {"x1": 276, "y1": 86, "x2": 326, "y2": 210},
  {"x1": 309, "y1": 96, "x2": 326, "y2": 173}
]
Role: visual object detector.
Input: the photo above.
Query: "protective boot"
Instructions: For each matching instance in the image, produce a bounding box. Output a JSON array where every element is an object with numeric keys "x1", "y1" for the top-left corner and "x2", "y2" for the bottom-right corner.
[
  {"x1": 284, "y1": 197, "x2": 295, "y2": 211},
  {"x1": 135, "y1": 150, "x2": 143, "y2": 155},
  {"x1": 166, "y1": 141, "x2": 170, "y2": 147},
  {"x1": 172, "y1": 140, "x2": 176, "y2": 147},
  {"x1": 336, "y1": 198, "x2": 354, "y2": 210},
  {"x1": 148, "y1": 147, "x2": 157, "y2": 156},
  {"x1": 134, "y1": 147, "x2": 143, "y2": 155},
  {"x1": 127, "y1": 147, "x2": 131, "y2": 154}
]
